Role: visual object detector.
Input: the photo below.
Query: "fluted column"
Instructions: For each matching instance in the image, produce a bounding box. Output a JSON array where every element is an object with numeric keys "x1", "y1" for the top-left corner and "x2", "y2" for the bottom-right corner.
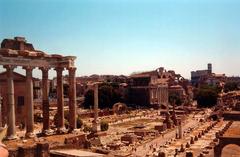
[
  {"x1": 40, "y1": 67, "x2": 50, "y2": 133},
  {"x1": 68, "y1": 67, "x2": 77, "y2": 131},
  {"x1": 55, "y1": 67, "x2": 65, "y2": 132},
  {"x1": 4, "y1": 65, "x2": 17, "y2": 139},
  {"x1": 24, "y1": 66, "x2": 35, "y2": 138}
]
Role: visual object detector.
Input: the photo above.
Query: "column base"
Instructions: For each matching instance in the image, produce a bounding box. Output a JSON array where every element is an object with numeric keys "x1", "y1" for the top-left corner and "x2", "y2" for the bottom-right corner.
[
  {"x1": 68, "y1": 128, "x2": 79, "y2": 134},
  {"x1": 6, "y1": 134, "x2": 18, "y2": 140},
  {"x1": 92, "y1": 122, "x2": 100, "y2": 133},
  {"x1": 25, "y1": 132, "x2": 35, "y2": 138},
  {"x1": 42, "y1": 129, "x2": 54, "y2": 136},
  {"x1": 57, "y1": 127, "x2": 68, "y2": 134}
]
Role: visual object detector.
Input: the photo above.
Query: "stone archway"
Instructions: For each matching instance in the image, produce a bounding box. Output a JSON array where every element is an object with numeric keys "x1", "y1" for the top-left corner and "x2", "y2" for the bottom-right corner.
[
  {"x1": 214, "y1": 137, "x2": 240, "y2": 157},
  {"x1": 221, "y1": 144, "x2": 240, "y2": 157}
]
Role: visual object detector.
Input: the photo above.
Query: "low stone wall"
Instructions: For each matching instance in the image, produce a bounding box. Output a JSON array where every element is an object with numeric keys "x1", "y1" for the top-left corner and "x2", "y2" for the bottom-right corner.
[
  {"x1": 154, "y1": 124, "x2": 167, "y2": 132},
  {"x1": 64, "y1": 134, "x2": 91, "y2": 149},
  {"x1": 8, "y1": 142, "x2": 49, "y2": 157},
  {"x1": 121, "y1": 134, "x2": 137, "y2": 144},
  {"x1": 223, "y1": 112, "x2": 240, "y2": 121},
  {"x1": 78, "y1": 110, "x2": 114, "y2": 118}
]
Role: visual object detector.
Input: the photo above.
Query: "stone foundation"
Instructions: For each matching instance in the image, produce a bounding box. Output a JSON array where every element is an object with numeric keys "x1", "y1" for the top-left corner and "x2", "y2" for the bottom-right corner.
[
  {"x1": 9, "y1": 142, "x2": 49, "y2": 157},
  {"x1": 64, "y1": 134, "x2": 91, "y2": 149}
]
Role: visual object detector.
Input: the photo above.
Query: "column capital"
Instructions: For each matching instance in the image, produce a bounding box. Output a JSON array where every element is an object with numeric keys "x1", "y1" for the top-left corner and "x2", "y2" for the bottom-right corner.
[
  {"x1": 54, "y1": 67, "x2": 64, "y2": 72},
  {"x1": 22, "y1": 66, "x2": 35, "y2": 71},
  {"x1": 3, "y1": 65, "x2": 16, "y2": 71},
  {"x1": 94, "y1": 83, "x2": 99, "y2": 88},
  {"x1": 39, "y1": 67, "x2": 50, "y2": 72},
  {"x1": 68, "y1": 67, "x2": 76, "y2": 78},
  {"x1": 67, "y1": 67, "x2": 77, "y2": 71}
]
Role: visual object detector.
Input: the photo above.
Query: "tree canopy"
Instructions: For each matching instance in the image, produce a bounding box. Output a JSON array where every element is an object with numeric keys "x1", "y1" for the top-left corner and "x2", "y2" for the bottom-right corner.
[
  {"x1": 169, "y1": 93, "x2": 182, "y2": 106},
  {"x1": 83, "y1": 83, "x2": 124, "y2": 109},
  {"x1": 224, "y1": 81, "x2": 240, "y2": 93},
  {"x1": 195, "y1": 85, "x2": 220, "y2": 108}
]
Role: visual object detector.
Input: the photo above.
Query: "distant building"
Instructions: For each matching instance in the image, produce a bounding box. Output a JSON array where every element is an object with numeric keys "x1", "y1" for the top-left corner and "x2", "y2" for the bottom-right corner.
[
  {"x1": 75, "y1": 75, "x2": 128, "y2": 97},
  {"x1": 191, "y1": 63, "x2": 212, "y2": 86},
  {"x1": 169, "y1": 85, "x2": 186, "y2": 101},
  {"x1": 0, "y1": 71, "x2": 40, "y2": 126},
  {"x1": 191, "y1": 63, "x2": 226, "y2": 87},
  {"x1": 128, "y1": 67, "x2": 187, "y2": 108}
]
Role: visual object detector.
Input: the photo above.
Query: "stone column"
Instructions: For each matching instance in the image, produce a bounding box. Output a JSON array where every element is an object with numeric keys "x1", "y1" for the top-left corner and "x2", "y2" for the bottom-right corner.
[
  {"x1": 55, "y1": 67, "x2": 65, "y2": 132},
  {"x1": 93, "y1": 83, "x2": 99, "y2": 132},
  {"x1": 68, "y1": 67, "x2": 77, "y2": 131},
  {"x1": 4, "y1": 65, "x2": 17, "y2": 139},
  {"x1": 157, "y1": 87, "x2": 160, "y2": 107},
  {"x1": 165, "y1": 86, "x2": 169, "y2": 113},
  {"x1": 0, "y1": 95, "x2": 2, "y2": 127},
  {"x1": 40, "y1": 67, "x2": 50, "y2": 134},
  {"x1": 24, "y1": 66, "x2": 35, "y2": 138},
  {"x1": 178, "y1": 121, "x2": 183, "y2": 139}
]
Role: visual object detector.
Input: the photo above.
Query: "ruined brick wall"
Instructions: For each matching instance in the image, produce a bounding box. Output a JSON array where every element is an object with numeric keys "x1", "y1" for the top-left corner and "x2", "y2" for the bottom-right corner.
[
  {"x1": 223, "y1": 112, "x2": 240, "y2": 121},
  {"x1": 8, "y1": 142, "x2": 49, "y2": 157},
  {"x1": 0, "y1": 80, "x2": 26, "y2": 126},
  {"x1": 1, "y1": 38, "x2": 34, "y2": 51},
  {"x1": 78, "y1": 110, "x2": 114, "y2": 119},
  {"x1": 64, "y1": 134, "x2": 90, "y2": 149}
]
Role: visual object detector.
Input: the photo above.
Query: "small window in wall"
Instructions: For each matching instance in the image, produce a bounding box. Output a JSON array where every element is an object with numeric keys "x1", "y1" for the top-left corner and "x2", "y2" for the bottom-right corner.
[{"x1": 17, "y1": 96, "x2": 24, "y2": 106}]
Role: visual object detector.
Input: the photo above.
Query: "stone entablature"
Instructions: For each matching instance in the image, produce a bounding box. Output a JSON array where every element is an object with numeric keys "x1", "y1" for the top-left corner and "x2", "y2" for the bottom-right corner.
[
  {"x1": 0, "y1": 49, "x2": 76, "y2": 69},
  {"x1": 0, "y1": 37, "x2": 76, "y2": 69}
]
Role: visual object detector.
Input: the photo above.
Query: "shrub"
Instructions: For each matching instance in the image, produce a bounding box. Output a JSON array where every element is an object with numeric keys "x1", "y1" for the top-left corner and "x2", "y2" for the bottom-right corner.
[
  {"x1": 196, "y1": 85, "x2": 219, "y2": 108},
  {"x1": 54, "y1": 113, "x2": 58, "y2": 126},
  {"x1": 64, "y1": 110, "x2": 69, "y2": 120},
  {"x1": 100, "y1": 121, "x2": 109, "y2": 131},
  {"x1": 19, "y1": 122, "x2": 25, "y2": 130},
  {"x1": 65, "y1": 119, "x2": 69, "y2": 129},
  {"x1": 83, "y1": 124, "x2": 93, "y2": 133},
  {"x1": 54, "y1": 113, "x2": 69, "y2": 129},
  {"x1": 77, "y1": 116, "x2": 83, "y2": 128}
]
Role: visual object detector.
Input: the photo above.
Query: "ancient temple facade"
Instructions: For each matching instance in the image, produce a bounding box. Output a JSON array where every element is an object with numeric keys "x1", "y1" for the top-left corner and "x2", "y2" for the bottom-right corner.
[{"x1": 0, "y1": 37, "x2": 77, "y2": 139}]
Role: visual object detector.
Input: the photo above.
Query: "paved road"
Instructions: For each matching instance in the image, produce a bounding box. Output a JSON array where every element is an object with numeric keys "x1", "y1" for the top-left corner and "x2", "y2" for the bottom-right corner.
[{"x1": 133, "y1": 115, "x2": 201, "y2": 156}]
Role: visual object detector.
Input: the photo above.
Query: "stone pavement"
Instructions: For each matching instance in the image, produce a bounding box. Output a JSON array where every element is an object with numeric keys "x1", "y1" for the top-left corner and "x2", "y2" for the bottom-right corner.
[{"x1": 50, "y1": 149, "x2": 104, "y2": 157}]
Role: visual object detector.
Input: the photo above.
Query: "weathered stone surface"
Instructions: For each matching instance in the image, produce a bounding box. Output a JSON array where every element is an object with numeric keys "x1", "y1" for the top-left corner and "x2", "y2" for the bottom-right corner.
[
  {"x1": 64, "y1": 134, "x2": 90, "y2": 149},
  {"x1": 154, "y1": 124, "x2": 167, "y2": 132},
  {"x1": 186, "y1": 151, "x2": 193, "y2": 157},
  {"x1": 121, "y1": 134, "x2": 137, "y2": 144}
]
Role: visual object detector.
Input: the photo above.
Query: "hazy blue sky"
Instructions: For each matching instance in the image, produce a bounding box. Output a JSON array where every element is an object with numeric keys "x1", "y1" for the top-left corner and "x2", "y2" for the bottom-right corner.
[{"x1": 1, "y1": 0, "x2": 240, "y2": 79}]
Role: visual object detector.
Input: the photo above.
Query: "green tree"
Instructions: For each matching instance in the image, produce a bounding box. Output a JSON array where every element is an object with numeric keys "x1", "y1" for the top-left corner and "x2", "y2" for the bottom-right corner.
[
  {"x1": 100, "y1": 121, "x2": 109, "y2": 131},
  {"x1": 76, "y1": 116, "x2": 83, "y2": 128},
  {"x1": 169, "y1": 93, "x2": 182, "y2": 106},
  {"x1": 83, "y1": 90, "x2": 94, "y2": 109},
  {"x1": 83, "y1": 83, "x2": 124, "y2": 109},
  {"x1": 99, "y1": 84, "x2": 113, "y2": 108},
  {"x1": 195, "y1": 85, "x2": 219, "y2": 108},
  {"x1": 224, "y1": 81, "x2": 239, "y2": 93}
]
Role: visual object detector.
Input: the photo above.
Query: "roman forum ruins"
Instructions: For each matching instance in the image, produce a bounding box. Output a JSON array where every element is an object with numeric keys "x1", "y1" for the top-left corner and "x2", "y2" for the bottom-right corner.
[
  {"x1": 0, "y1": 37, "x2": 240, "y2": 157},
  {"x1": 0, "y1": 37, "x2": 77, "y2": 139}
]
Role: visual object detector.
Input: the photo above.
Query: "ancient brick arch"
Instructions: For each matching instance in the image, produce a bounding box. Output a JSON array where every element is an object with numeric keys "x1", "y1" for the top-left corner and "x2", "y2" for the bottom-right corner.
[{"x1": 214, "y1": 137, "x2": 240, "y2": 157}]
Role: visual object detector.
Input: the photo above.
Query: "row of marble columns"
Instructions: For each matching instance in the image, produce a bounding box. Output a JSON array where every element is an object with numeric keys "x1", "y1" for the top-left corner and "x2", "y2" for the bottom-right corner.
[
  {"x1": 157, "y1": 85, "x2": 169, "y2": 110},
  {"x1": 3, "y1": 65, "x2": 77, "y2": 139}
]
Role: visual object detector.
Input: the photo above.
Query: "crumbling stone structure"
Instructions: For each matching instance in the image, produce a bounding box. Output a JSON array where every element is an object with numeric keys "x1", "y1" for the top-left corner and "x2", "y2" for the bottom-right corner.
[
  {"x1": 214, "y1": 136, "x2": 240, "y2": 157},
  {"x1": 0, "y1": 37, "x2": 77, "y2": 139},
  {"x1": 8, "y1": 142, "x2": 49, "y2": 157}
]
